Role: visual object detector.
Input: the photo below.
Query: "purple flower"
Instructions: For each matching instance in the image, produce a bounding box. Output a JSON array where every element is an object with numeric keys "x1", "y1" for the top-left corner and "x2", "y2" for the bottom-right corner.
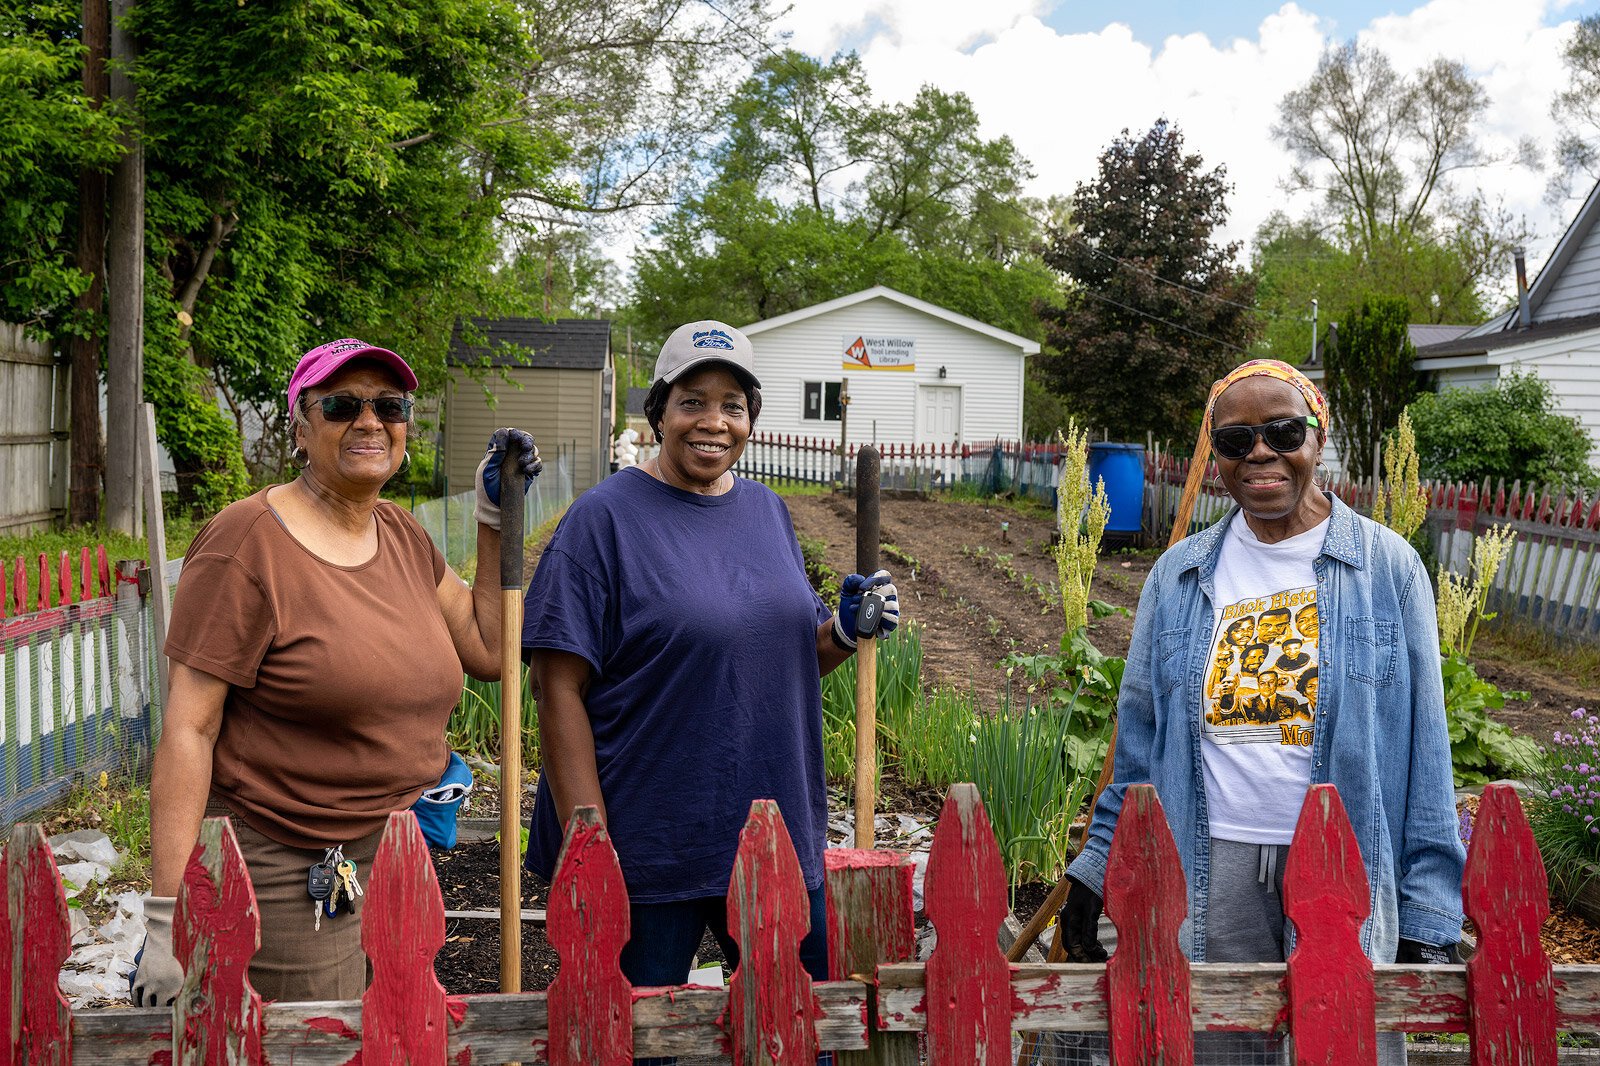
[{"x1": 1565, "y1": 804, "x2": 1575, "y2": 814}]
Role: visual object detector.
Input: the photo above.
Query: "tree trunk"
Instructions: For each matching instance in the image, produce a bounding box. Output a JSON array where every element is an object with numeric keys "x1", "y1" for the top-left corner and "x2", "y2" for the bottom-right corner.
[{"x1": 69, "y1": 0, "x2": 111, "y2": 526}]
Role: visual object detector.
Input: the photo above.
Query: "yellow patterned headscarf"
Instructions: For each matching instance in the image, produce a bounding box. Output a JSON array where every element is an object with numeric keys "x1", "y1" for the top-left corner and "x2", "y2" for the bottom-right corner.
[{"x1": 1204, "y1": 359, "x2": 1329, "y2": 434}]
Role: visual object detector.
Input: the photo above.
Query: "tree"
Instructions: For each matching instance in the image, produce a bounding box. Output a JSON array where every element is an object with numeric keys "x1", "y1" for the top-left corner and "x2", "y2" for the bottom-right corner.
[
  {"x1": 1405, "y1": 372, "x2": 1597, "y2": 489},
  {"x1": 627, "y1": 61, "x2": 1056, "y2": 353},
  {"x1": 1322, "y1": 294, "x2": 1419, "y2": 480},
  {"x1": 1272, "y1": 41, "x2": 1528, "y2": 312},
  {"x1": 1037, "y1": 120, "x2": 1257, "y2": 442},
  {"x1": 1550, "y1": 14, "x2": 1600, "y2": 204},
  {"x1": 127, "y1": 0, "x2": 566, "y2": 507}
]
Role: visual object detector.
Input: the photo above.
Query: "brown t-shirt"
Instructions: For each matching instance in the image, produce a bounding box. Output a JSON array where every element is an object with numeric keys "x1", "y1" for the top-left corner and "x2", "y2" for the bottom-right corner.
[{"x1": 165, "y1": 489, "x2": 463, "y2": 848}]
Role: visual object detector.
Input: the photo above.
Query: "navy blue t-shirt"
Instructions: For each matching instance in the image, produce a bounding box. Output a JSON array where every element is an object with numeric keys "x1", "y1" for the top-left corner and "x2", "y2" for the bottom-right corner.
[{"x1": 521, "y1": 469, "x2": 832, "y2": 902}]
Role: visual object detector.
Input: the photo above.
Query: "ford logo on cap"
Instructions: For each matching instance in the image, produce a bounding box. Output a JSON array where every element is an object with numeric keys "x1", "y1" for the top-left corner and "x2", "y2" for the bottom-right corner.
[{"x1": 692, "y1": 329, "x2": 735, "y2": 350}]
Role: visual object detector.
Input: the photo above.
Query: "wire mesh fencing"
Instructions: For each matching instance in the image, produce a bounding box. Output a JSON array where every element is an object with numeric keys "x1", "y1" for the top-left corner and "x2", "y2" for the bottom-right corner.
[{"x1": 411, "y1": 455, "x2": 575, "y2": 572}]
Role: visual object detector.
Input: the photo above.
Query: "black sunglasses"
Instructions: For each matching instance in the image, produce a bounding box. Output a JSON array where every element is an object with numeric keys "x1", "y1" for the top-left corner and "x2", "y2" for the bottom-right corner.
[
  {"x1": 312, "y1": 394, "x2": 414, "y2": 424},
  {"x1": 1209, "y1": 415, "x2": 1319, "y2": 460}
]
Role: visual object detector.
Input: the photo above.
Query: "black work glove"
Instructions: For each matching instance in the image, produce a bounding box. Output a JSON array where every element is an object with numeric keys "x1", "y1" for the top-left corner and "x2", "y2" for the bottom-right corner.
[
  {"x1": 1059, "y1": 876, "x2": 1109, "y2": 962},
  {"x1": 1396, "y1": 938, "x2": 1461, "y2": 964}
]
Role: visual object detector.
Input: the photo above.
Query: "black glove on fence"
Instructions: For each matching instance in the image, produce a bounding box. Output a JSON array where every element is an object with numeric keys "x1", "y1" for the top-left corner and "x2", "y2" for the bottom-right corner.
[
  {"x1": 1059, "y1": 876, "x2": 1109, "y2": 962},
  {"x1": 1396, "y1": 938, "x2": 1461, "y2": 965}
]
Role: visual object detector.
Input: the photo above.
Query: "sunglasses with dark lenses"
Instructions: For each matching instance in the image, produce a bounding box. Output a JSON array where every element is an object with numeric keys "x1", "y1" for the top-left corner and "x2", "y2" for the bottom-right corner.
[
  {"x1": 1209, "y1": 415, "x2": 1319, "y2": 460},
  {"x1": 314, "y1": 395, "x2": 414, "y2": 424}
]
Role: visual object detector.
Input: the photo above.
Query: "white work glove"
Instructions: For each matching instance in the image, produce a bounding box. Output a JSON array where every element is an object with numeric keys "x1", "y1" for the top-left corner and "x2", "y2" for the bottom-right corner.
[
  {"x1": 128, "y1": 895, "x2": 184, "y2": 1007},
  {"x1": 474, "y1": 428, "x2": 542, "y2": 531},
  {"x1": 831, "y1": 569, "x2": 901, "y2": 651}
]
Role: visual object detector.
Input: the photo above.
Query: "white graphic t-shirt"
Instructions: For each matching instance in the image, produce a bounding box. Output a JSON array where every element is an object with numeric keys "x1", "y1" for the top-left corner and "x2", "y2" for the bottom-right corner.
[{"x1": 1201, "y1": 511, "x2": 1327, "y2": 844}]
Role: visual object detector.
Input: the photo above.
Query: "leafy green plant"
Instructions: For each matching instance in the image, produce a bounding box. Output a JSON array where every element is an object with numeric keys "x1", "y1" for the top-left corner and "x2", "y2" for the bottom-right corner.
[
  {"x1": 1406, "y1": 371, "x2": 1599, "y2": 489},
  {"x1": 886, "y1": 686, "x2": 979, "y2": 791},
  {"x1": 451, "y1": 669, "x2": 540, "y2": 771},
  {"x1": 1528, "y1": 708, "x2": 1600, "y2": 899},
  {"x1": 968, "y1": 687, "x2": 1106, "y2": 888},
  {"x1": 1373, "y1": 410, "x2": 1429, "y2": 541},
  {"x1": 821, "y1": 624, "x2": 925, "y2": 784},
  {"x1": 797, "y1": 533, "x2": 842, "y2": 604},
  {"x1": 1441, "y1": 653, "x2": 1539, "y2": 786}
]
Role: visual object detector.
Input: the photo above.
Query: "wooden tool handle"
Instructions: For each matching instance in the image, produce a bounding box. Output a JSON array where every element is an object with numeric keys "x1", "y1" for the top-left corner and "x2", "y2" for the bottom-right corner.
[
  {"x1": 853, "y1": 635, "x2": 878, "y2": 850},
  {"x1": 498, "y1": 456, "x2": 526, "y2": 994}
]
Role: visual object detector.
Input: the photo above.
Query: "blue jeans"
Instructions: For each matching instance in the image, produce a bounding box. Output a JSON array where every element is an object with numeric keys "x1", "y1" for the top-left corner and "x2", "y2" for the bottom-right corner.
[{"x1": 622, "y1": 884, "x2": 830, "y2": 1065}]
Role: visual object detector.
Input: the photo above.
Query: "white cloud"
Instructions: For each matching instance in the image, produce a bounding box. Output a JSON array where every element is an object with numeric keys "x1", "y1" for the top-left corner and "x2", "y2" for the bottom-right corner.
[{"x1": 774, "y1": 0, "x2": 1591, "y2": 276}]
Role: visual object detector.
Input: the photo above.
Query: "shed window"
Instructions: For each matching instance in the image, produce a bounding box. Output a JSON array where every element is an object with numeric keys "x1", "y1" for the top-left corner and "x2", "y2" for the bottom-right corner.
[{"x1": 803, "y1": 381, "x2": 842, "y2": 422}]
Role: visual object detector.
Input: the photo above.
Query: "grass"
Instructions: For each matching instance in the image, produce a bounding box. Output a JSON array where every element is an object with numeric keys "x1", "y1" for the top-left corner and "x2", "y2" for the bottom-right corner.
[
  {"x1": 1474, "y1": 619, "x2": 1600, "y2": 694},
  {"x1": 822, "y1": 623, "x2": 925, "y2": 783},
  {"x1": 0, "y1": 510, "x2": 204, "y2": 581},
  {"x1": 45, "y1": 770, "x2": 151, "y2": 883},
  {"x1": 451, "y1": 668, "x2": 540, "y2": 772},
  {"x1": 769, "y1": 481, "x2": 835, "y2": 497}
]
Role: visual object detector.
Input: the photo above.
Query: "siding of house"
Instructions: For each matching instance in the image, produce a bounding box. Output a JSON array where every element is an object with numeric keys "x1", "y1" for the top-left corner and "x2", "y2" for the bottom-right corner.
[
  {"x1": 1489, "y1": 325, "x2": 1600, "y2": 463},
  {"x1": 746, "y1": 299, "x2": 1025, "y2": 446},
  {"x1": 446, "y1": 367, "x2": 607, "y2": 494},
  {"x1": 1539, "y1": 219, "x2": 1600, "y2": 322}
]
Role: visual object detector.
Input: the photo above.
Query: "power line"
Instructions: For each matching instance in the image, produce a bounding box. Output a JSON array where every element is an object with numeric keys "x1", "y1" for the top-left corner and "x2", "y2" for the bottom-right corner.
[{"x1": 1073, "y1": 287, "x2": 1256, "y2": 356}]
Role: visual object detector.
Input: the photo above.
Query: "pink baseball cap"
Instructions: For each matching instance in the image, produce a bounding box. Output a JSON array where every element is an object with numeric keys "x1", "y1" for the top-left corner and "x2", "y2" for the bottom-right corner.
[{"x1": 287, "y1": 338, "x2": 418, "y2": 412}]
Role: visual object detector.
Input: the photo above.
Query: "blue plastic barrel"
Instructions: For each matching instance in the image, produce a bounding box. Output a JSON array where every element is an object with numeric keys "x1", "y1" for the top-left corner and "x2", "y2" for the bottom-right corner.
[{"x1": 1086, "y1": 442, "x2": 1145, "y2": 536}]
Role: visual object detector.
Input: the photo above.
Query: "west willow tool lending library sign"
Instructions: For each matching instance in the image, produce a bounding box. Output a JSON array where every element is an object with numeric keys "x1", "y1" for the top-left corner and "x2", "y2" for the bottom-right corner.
[{"x1": 842, "y1": 334, "x2": 916, "y2": 371}]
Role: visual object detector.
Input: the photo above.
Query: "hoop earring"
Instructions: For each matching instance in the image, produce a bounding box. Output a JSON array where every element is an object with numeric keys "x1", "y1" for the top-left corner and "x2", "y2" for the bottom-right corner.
[
  {"x1": 397, "y1": 450, "x2": 412, "y2": 476},
  {"x1": 1314, "y1": 461, "x2": 1330, "y2": 490},
  {"x1": 290, "y1": 444, "x2": 308, "y2": 469}
]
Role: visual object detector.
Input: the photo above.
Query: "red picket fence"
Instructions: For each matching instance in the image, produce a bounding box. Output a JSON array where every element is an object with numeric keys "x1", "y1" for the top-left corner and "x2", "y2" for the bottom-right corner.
[
  {"x1": 0, "y1": 545, "x2": 113, "y2": 633},
  {"x1": 14, "y1": 782, "x2": 1598, "y2": 1062}
]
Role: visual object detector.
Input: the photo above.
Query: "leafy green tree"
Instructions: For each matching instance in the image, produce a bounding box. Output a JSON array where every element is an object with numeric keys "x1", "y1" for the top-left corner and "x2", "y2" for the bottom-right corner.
[
  {"x1": 1038, "y1": 120, "x2": 1257, "y2": 442},
  {"x1": 1405, "y1": 371, "x2": 1598, "y2": 489},
  {"x1": 1272, "y1": 40, "x2": 1528, "y2": 314},
  {"x1": 1550, "y1": 14, "x2": 1600, "y2": 204},
  {"x1": 1322, "y1": 294, "x2": 1419, "y2": 480},
  {"x1": 127, "y1": 0, "x2": 566, "y2": 505},
  {"x1": 0, "y1": 0, "x2": 123, "y2": 329}
]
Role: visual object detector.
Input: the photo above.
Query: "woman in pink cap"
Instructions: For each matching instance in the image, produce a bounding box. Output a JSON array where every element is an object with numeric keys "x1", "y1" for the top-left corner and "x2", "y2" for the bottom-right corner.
[{"x1": 134, "y1": 339, "x2": 541, "y2": 1004}]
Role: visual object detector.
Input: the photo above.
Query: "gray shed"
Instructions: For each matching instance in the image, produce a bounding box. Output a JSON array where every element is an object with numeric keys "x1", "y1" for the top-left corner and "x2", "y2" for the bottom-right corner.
[{"x1": 445, "y1": 319, "x2": 614, "y2": 495}]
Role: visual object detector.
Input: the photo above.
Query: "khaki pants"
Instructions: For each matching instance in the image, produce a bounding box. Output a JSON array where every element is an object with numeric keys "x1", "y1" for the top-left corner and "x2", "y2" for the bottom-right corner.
[{"x1": 206, "y1": 802, "x2": 385, "y2": 1001}]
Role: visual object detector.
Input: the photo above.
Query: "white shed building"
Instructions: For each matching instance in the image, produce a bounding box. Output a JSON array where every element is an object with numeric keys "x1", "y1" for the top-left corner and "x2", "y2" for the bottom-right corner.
[{"x1": 740, "y1": 286, "x2": 1039, "y2": 450}]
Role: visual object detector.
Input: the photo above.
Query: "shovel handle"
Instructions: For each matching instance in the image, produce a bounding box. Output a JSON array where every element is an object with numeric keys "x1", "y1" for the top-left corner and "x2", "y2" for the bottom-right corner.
[{"x1": 498, "y1": 458, "x2": 526, "y2": 993}]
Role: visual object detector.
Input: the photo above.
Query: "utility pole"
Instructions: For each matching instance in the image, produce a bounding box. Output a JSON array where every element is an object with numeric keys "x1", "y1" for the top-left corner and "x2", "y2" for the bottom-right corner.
[
  {"x1": 106, "y1": 0, "x2": 143, "y2": 534},
  {"x1": 69, "y1": 0, "x2": 110, "y2": 526},
  {"x1": 1310, "y1": 298, "x2": 1319, "y2": 364}
]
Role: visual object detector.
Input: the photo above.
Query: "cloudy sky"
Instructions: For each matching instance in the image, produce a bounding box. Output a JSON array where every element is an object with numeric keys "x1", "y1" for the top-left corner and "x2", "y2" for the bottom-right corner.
[{"x1": 769, "y1": 0, "x2": 1600, "y2": 276}]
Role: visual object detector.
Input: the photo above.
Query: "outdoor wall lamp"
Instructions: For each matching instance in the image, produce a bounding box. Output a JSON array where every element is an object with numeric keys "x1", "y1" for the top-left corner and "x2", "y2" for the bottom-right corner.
[{"x1": 938, "y1": 365, "x2": 947, "y2": 379}]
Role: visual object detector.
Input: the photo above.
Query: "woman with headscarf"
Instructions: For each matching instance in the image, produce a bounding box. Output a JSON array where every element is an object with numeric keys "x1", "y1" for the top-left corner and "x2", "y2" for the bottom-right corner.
[
  {"x1": 132, "y1": 338, "x2": 541, "y2": 1004},
  {"x1": 1059, "y1": 359, "x2": 1462, "y2": 1061}
]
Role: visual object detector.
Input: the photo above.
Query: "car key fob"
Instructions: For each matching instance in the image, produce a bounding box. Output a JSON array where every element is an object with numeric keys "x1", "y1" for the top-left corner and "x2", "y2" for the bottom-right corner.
[{"x1": 857, "y1": 590, "x2": 885, "y2": 639}]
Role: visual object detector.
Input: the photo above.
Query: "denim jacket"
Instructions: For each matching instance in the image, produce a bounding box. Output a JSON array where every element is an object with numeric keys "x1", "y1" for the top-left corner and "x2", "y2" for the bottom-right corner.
[{"x1": 1066, "y1": 493, "x2": 1466, "y2": 961}]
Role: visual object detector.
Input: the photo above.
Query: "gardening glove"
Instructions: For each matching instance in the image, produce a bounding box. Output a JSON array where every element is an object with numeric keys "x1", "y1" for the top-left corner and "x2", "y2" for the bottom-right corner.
[
  {"x1": 1396, "y1": 938, "x2": 1461, "y2": 965},
  {"x1": 128, "y1": 895, "x2": 184, "y2": 1007},
  {"x1": 475, "y1": 428, "x2": 543, "y2": 530},
  {"x1": 831, "y1": 569, "x2": 900, "y2": 651},
  {"x1": 1059, "y1": 876, "x2": 1109, "y2": 963}
]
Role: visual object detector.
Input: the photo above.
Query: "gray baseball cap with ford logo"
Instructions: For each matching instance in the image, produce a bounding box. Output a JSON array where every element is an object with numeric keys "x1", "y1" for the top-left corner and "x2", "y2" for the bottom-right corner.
[{"x1": 653, "y1": 320, "x2": 762, "y2": 389}]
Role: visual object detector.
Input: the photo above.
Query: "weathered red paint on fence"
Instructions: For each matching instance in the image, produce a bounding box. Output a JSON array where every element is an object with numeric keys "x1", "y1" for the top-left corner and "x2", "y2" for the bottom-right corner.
[
  {"x1": 823, "y1": 848, "x2": 917, "y2": 1065},
  {"x1": 548, "y1": 807, "x2": 632, "y2": 1066},
  {"x1": 174, "y1": 817, "x2": 263, "y2": 1065},
  {"x1": 362, "y1": 812, "x2": 449, "y2": 1065},
  {"x1": 726, "y1": 800, "x2": 818, "y2": 1065},
  {"x1": 1284, "y1": 784, "x2": 1375, "y2": 1065},
  {"x1": 6, "y1": 825, "x2": 72, "y2": 1064},
  {"x1": 1104, "y1": 784, "x2": 1192, "y2": 1065},
  {"x1": 923, "y1": 783, "x2": 1010, "y2": 1064},
  {"x1": 5, "y1": 783, "x2": 1598, "y2": 1061},
  {"x1": 1464, "y1": 784, "x2": 1557, "y2": 1066}
]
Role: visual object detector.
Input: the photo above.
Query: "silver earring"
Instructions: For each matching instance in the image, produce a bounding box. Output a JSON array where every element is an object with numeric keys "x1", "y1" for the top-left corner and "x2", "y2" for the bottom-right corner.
[{"x1": 1314, "y1": 461, "x2": 1330, "y2": 489}]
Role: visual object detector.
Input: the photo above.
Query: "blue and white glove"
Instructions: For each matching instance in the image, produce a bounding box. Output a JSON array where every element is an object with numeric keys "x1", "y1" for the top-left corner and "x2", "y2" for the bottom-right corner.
[
  {"x1": 832, "y1": 569, "x2": 900, "y2": 651},
  {"x1": 474, "y1": 428, "x2": 542, "y2": 531}
]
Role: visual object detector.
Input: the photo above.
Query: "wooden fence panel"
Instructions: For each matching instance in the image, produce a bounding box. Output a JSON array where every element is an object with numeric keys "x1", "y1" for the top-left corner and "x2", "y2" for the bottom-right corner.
[
  {"x1": 727, "y1": 799, "x2": 817, "y2": 1066},
  {"x1": 547, "y1": 806, "x2": 632, "y2": 1066},
  {"x1": 824, "y1": 848, "x2": 917, "y2": 1066},
  {"x1": 923, "y1": 783, "x2": 1009, "y2": 1066},
  {"x1": 362, "y1": 811, "x2": 448, "y2": 1066},
  {"x1": 1284, "y1": 784, "x2": 1375, "y2": 1065},
  {"x1": 1464, "y1": 784, "x2": 1556, "y2": 1066},
  {"x1": 174, "y1": 816, "x2": 263, "y2": 1065},
  {"x1": 5, "y1": 824, "x2": 71, "y2": 1064},
  {"x1": 1103, "y1": 784, "x2": 1192, "y2": 1065},
  {"x1": 0, "y1": 323, "x2": 62, "y2": 535}
]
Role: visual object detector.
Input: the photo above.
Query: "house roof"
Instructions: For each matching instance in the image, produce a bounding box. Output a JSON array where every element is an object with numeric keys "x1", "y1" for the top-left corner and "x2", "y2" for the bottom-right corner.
[
  {"x1": 1415, "y1": 310, "x2": 1600, "y2": 360},
  {"x1": 1407, "y1": 323, "x2": 1473, "y2": 348},
  {"x1": 1463, "y1": 177, "x2": 1600, "y2": 339},
  {"x1": 449, "y1": 318, "x2": 611, "y2": 370},
  {"x1": 626, "y1": 386, "x2": 649, "y2": 416},
  {"x1": 739, "y1": 285, "x2": 1042, "y2": 355}
]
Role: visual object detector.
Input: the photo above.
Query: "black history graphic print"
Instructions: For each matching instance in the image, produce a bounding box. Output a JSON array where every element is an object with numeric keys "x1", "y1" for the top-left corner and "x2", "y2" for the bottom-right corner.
[{"x1": 1204, "y1": 587, "x2": 1319, "y2": 747}]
